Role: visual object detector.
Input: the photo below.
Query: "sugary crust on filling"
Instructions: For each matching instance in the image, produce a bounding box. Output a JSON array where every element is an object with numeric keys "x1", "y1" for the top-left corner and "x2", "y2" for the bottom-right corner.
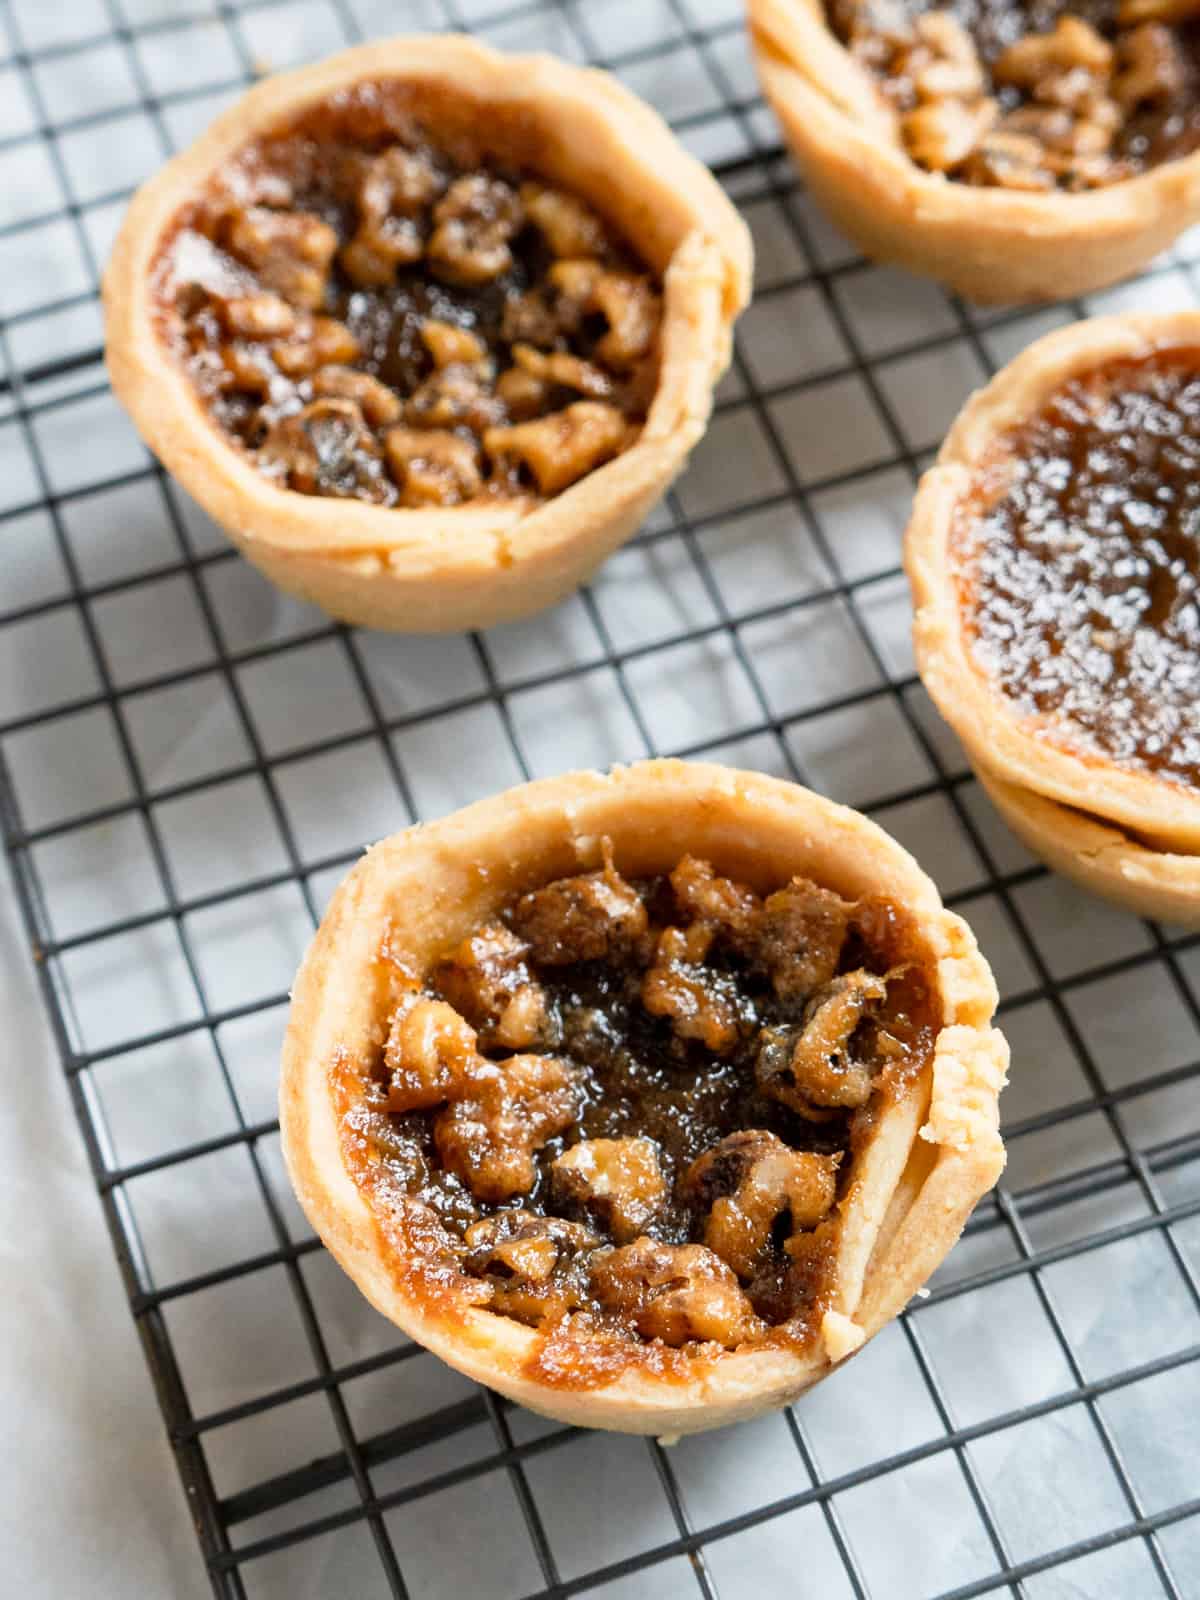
[
  {"x1": 151, "y1": 80, "x2": 663, "y2": 510},
  {"x1": 830, "y1": 0, "x2": 1200, "y2": 190},
  {"x1": 334, "y1": 848, "x2": 941, "y2": 1382},
  {"x1": 955, "y1": 348, "x2": 1200, "y2": 788}
]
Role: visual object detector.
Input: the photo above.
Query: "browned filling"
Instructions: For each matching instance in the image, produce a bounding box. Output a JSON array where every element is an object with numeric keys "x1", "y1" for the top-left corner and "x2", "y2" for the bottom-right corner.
[
  {"x1": 958, "y1": 349, "x2": 1200, "y2": 786},
  {"x1": 336, "y1": 851, "x2": 939, "y2": 1373},
  {"x1": 153, "y1": 83, "x2": 662, "y2": 509},
  {"x1": 830, "y1": 0, "x2": 1200, "y2": 190}
]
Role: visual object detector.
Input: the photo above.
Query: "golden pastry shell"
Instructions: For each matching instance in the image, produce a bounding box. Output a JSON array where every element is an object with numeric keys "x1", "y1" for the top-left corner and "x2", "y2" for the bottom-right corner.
[
  {"x1": 280, "y1": 760, "x2": 1008, "y2": 1437},
  {"x1": 906, "y1": 312, "x2": 1200, "y2": 859},
  {"x1": 747, "y1": 0, "x2": 1200, "y2": 305},
  {"x1": 103, "y1": 35, "x2": 752, "y2": 633},
  {"x1": 977, "y1": 764, "x2": 1200, "y2": 927}
]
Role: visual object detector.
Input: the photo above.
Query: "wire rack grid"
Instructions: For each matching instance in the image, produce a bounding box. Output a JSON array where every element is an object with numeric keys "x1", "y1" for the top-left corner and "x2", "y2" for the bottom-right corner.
[{"x1": 2, "y1": 0, "x2": 1199, "y2": 1596}]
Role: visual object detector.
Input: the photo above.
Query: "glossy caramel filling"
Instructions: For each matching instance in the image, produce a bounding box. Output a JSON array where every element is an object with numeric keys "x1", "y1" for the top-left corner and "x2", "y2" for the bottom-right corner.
[
  {"x1": 831, "y1": 0, "x2": 1200, "y2": 191},
  {"x1": 337, "y1": 853, "x2": 938, "y2": 1372},
  {"x1": 153, "y1": 83, "x2": 661, "y2": 508},
  {"x1": 959, "y1": 349, "x2": 1200, "y2": 786}
]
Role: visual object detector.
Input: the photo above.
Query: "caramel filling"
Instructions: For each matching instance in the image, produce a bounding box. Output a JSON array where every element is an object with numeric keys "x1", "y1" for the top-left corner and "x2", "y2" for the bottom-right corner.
[
  {"x1": 337, "y1": 852, "x2": 939, "y2": 1370},
  {"x1": 153, "y1": 83, "x2": 662, "y2": 508},
  {"x1": 831, "y1": 0, "x2": 1200, "y2": 190},
  {"x1": 959, "y1": 350, "x2": 1200, "y2": 786}
]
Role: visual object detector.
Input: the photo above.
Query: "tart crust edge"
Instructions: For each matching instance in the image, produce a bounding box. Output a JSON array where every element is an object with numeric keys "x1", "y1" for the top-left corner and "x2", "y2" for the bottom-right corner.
[
  {"x1": 101, "y1": 34, "x2": 752, "y2": 633},
  {"x1": 747, "y1": 0, "x2": 1200, "y2": 305},
  {"x1": 279, "y1": 760, "x2": 1007, "y2": 1435},
  {"x1": 906, "y1": 310, "x2": 1200, "y2": 856}
]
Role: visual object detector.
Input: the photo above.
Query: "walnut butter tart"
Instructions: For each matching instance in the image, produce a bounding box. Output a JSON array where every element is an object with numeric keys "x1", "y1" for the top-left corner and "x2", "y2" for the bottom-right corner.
[
  {"x1": 103, "y1": 37, "x2": 750, "y2": 632},
  {"x1": 908, "y1": 312, "x2": 1200, "y2": 923},
  {"x1": 280, "y1": 762, "x2": 1007, "y2": 1435},
  {"x1": 748, "y1": 0, "x2": 1200, "y2": 301}
]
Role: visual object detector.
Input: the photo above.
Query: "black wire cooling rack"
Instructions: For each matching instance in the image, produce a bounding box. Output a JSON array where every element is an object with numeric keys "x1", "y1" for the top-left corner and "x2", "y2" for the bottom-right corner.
[{"x1": 3, "y1": 1, "x2": 1200, "y2": 1596}]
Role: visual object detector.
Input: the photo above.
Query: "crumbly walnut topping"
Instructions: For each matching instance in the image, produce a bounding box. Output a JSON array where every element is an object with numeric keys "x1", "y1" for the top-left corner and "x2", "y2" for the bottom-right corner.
[
  {"x1": 641, "y1": 922, "x2": 747, "y2": 1053},
  {"x1": 383, "y1": 426, "x2": 483, "y2": 508},
  {"x1": 589, "y1": 1238, "x2": 762, "y2": 1346},
  {"x1": 344, "y1": 850, "x2": 939, "y2": 1355},
  {"x1": 685, "y1": 1130, "x2": 840, "y2": 1279},
  {"x1": 756, "y1": 970, "x2": 895, "y2": 1118},
  {"x1": 434, "y1": 1054, "x2": 581, "y2": 1204},
  {"x1": 550, "y1": 1137, "x2": 668, "y2": 1243},
  {"x1": 832, "y1": 0, "x2": 1200, "y2": 190},
  {"x1": 510, "y1": 856, "x2": 649, "y2": 964},
  {"x1": 161, "y1": 88, "x2": 662, "y2": 508},
  {"x1": 463, "y1": 1211, "x2": 600, "y2": 1325}
]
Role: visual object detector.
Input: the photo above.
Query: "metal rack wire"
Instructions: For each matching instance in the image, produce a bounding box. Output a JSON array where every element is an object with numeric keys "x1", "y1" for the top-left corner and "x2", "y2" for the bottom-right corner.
[{"x1": 2, "y1": 1, "x2": 1199, "y2": 1596}]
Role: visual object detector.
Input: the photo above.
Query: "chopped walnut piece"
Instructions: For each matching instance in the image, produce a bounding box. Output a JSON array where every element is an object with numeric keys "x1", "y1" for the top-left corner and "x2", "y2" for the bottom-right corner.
[
  {"x1": 217, "y1": 292, "x2": 297, "y2": 339},
  {"x1": 547, "y1": 257, "x2": 603, "y2": 303},
  {"x1": 589, "y1": 1239, "x2": 761, "y2": 1347},
  {"x1": 670, "y1": 855, "x2": 762, "y2": 947},
  {"x1": 432, "y1": 922, "x2": 548, "y2": 1050},
  {"x1": 902, "y1": 97, "x2": 998, "y2": 170},
  {"x1": 259, "y1": 398, "x2": 392, "y2": 501},
  {"x1": 994, "y1": 17, "x2": 1114, "y2": 90},
  {"x1": 550, "y1": 1137, "x2": 668, "y2": 1243},
  {"x1": 463, "y1": 1210, "x2": 599, "y2": 1325},
  {"x1": 272, "y1": 315, "x2": 361, "y2": 377},
  {"x1": 520, "y1": 181, "x2": 610, "y2": 258},
  {"x1": 961, "y1": 130, "x2": 1058, "y2": 189},
  {"x1": 756, "y1": 970, "x2": 890, "y2": 1118},
  {"x1": 755, "y1": 879, "x2": 855, "y2": 1005},
  {"x1": 434, "y1": 1054, "x2": 579, "y2": 1204},
  {"x1": 495, "y1": 364, "x2": 548, "y2": 420},
  {"x1": 500, "y1": 290, "x2": 563, "y2": 349},
  {"x1": 511, "y1": 856, "x2": 648, "y2": 965},
  {"x1": 912, "y1": 12, "x2": 987, "y2": 99},
  {"x1": 406, "y1": 363, "x2": 504, "y2": 433},
  {"x1": 484, "y1": 400, "x2": 629, "y2": 495},
  {"x1": 685, "y1": 1130, "x2": 840, "y2": 1279},
  {"x1": 511, "y1": 343, "x2": 614, "y2": 400},
  {"x1": 427, "y1": 174, "x2": 523, "y2": 287},
  {"x1": 223, "y1": 207, "x2": 337, "y2": 310},
  {"x1": 341, "y1": 146, "x2": 441, "y2": 286},
  {"x1": 217, "y1": 342, "x2": 276, "y2": 396},
  {"x1": 1113, "y1": 22, "x2": 1186, "y2": 109},
  {"x1": 641, "y1": 923, "x2": 743, "y2": 1054},
  {"x1": 591, "y1": 272, "x2": 661, "y2": 370},
  {"x1": 1118, "y1": 0, "x2": 1200, "y2": 22},
  {"x1": 421, "y1": 319, "x2": 487, "y2": 369},
  {"x1": 310, "y1": 365, "x2": 402, "y2": 426},
  {"x1": 383, "y1": 426, "x2": 482, "y2": 508},
  {"x1": 340, "y1": 230, "x2": 421, "y2": 287},
  {"x1": 385, "y1": 996, "x2": 481, "y2": 1112}
]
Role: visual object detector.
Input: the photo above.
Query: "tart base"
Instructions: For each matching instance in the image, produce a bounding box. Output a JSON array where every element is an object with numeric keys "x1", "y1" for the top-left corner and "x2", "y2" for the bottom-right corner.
[
  {"x1": 280, "y1": 760, "x2": 1007, "y2": 1435},
  {"x1": 977, "y1": 765, "x2": 1200, "y2": 927},
  {"x1": 103, "y1": 35, "x2": 751, "y2": 633},
  {"x1": 748, "y1": 0, "x2": 1200, "y2": 304}
]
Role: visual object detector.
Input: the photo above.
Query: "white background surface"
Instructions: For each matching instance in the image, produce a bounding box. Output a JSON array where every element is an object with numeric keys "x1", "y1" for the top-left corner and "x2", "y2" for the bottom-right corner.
[
  {"x1": 2, "y1": 0, "x2": 1200, "y2": 1596},
  {"x1": 1, "y1": 854, "x2": 208, "y2": 1600}
]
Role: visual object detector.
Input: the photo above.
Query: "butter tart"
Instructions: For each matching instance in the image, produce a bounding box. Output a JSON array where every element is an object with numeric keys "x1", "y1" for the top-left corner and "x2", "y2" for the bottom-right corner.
[
  {"x1": 747, "y1": 0, "x2": 1200, "y2": 302},
  {"x1": 280, "y1": 761, "x2": 1007, "y2": 1436},
  {"x1": 907, "y1": 312, "x2": 1200, "y2": 917},
  {"x1": 103, "y1": 36, "x2": 751, "y2": 632}
]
